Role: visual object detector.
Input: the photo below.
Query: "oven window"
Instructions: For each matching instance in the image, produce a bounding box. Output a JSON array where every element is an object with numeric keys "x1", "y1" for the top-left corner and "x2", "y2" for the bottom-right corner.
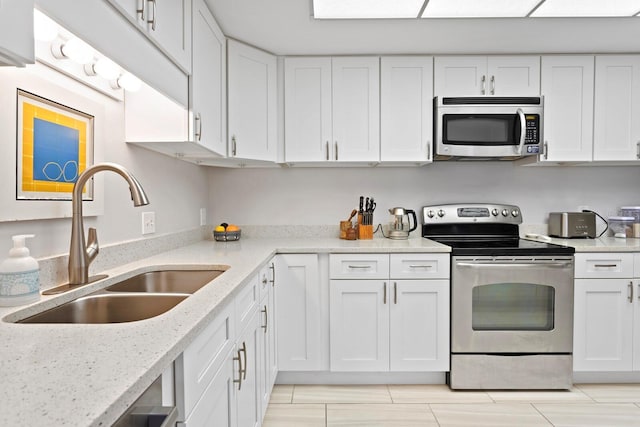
[
  {"x1": 443, "y1": 114, "x2": 516, "y2": 145},
  {"x1": 472, "y1": 283, "x2": 554, "y2": 331}
]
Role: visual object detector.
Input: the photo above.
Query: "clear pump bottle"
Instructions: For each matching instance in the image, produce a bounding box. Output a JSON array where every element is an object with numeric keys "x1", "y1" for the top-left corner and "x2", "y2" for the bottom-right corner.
[{"x1": 0, "y1": 234, "x2": 40, "y2": 306}]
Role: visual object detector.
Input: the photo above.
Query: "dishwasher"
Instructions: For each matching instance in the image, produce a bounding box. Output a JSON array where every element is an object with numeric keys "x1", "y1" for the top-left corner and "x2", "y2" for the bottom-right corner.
[{"x1": 113, "y1": 374, "x2": 178, "y2": 427}]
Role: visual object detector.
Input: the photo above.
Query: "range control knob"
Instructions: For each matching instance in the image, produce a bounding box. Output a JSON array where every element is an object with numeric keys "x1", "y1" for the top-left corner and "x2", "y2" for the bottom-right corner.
[
  {"x1": 437, "y1": 209, "x2": 445, "y2": 218},
  {"x1": 491, "y1": 208, "x2": 499, "y2": 216},
  {"x1": 501, "y1": 209, "x2": 509, "y2": 217},
  {"x1": 511, "y1": 209, "x2": 520, "y2": 217},
  {"x1": 426, "y1": 210, "x2": 435, "y2": 218}
]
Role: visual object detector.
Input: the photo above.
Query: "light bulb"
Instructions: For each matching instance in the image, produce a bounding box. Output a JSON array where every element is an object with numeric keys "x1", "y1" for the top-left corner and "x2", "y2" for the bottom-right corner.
[
  {"x1": 94, "y1": 58, "x2": 120, "y2": 80},
  {"x1": 34, "y1": 10, "x2": 58, "y2": 42},
  {"x1": 117, "y1": 72, "x2": 142, "y2": 92},
  {"x1": 61, "y1": 38, "x2": 93, "y2": 64}
]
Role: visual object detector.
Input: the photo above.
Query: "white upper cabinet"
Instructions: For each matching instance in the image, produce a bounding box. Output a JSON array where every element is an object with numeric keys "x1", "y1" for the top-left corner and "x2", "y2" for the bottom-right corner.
[
  {"x1": 107, "y1": 0, "x2": 192, "y2": 73},
  {"x1": 0, "y1": 0, "x2": 34, "y2": 66},
  {"x1": 434, "y1": 56, "x2": 540, "y2": 96},
  {"x1": 540, "y1": 55, "x2": 594, "y2": 162},
  {"x1": 284, "y1": 56, "x2": 380, "y2": 163},
  {"x1": 332, "y1": 57, "x2": 380, "y2": 162},
  {"x1": 380, "y1": 56, "x2": 433, "y2": 163},
  {"x1": 593, "y1": 55, "x2": 640, "y2": 162},
  {"x1": 190, "y1": 0, "x2": 226, "y2": 156},
  {"x1": 228, "y1": 40, "x2": 278, "y2": 162},
  {"x1": 284, "y1": 57, "x2": 332, "y2": 162}
]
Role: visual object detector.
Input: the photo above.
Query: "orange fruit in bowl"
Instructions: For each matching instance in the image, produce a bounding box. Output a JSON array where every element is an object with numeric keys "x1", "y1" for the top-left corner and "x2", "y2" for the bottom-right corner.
[{"x1": 226, "y1": 224, "x2": 240, "y2": 232}]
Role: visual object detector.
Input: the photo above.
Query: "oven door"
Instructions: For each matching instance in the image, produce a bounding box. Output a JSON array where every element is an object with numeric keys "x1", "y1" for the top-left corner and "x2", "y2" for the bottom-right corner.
[{"x1": 451, "y1": 256, "x2": 574, "y2": 354}]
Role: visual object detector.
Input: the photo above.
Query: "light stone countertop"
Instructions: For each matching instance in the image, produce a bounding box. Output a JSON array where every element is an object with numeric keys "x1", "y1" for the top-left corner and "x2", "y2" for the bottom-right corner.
[
  {"x1": 0, "y1": 236, "x2": 449, "y2": 427},
  {"x1": 1, "y1": 234, "x2": 638, "y2": 427}
]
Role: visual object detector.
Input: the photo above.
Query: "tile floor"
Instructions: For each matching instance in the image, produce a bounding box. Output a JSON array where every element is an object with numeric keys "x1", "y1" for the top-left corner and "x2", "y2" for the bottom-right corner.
[{"x1": 263, "y1": 383, "x2": 640, "y2": 426}]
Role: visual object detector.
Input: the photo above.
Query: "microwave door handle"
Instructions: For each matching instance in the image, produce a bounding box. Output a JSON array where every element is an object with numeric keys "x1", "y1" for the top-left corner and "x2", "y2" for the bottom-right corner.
[{"x1": 516, "y1": 108, "x2": 526, "y2": 155}]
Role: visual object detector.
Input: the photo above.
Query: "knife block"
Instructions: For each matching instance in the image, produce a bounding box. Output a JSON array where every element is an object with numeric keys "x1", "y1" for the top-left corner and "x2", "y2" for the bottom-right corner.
[{"x1": 358, "y1": 224, "x2": 373, "y2": 240}]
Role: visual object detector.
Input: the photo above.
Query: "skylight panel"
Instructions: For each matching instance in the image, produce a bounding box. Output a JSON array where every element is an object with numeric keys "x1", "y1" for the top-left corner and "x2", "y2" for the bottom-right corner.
[
  {"x1": 530, "y1": 0, "x2": 640, "y2": 17},
  {"x1": 313, "y1": 0, "x2": 425, "y2": 19}
]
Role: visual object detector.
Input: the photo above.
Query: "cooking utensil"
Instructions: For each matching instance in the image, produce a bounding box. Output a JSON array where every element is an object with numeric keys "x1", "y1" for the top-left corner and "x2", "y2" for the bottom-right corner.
[{"x1": 347, "y1": 209, "x2": 357, "y2": 222}]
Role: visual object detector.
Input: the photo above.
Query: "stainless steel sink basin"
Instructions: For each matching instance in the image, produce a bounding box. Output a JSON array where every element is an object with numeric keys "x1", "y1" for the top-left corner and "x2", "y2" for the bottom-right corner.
[
  {"x1": 18, "y1": 294, "x2": 188, "y2": 324},
  {"x1": 105, "y1": 268, "x2": 228, "y2": 294}
]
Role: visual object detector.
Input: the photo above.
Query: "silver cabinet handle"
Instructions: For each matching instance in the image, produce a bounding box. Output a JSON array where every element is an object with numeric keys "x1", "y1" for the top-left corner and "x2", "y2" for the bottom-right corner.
[
  {"x1": 348, "y1": 265, "x2": 372, "y2": 269},
  {"x1": 137, "y1": 0, "x2": 146, "y2": 20},
  {"x1": 233, "y1": 348, "x2": 243, "y2": 389},
  {"x1": 194, "y1": 113, "x2": 202, "y2": 141},
  {"x1": 269, "y1": 262, "x2": 275, "y2": 286},
  {"x1": 393, "y1": 282, "x2": 397, "y2": 304},
  {"x1": 231, "y1": 135, "x2": 237, "y2": 156},
  {"x1": 335, "y1": 141, "x2": 338, "y2": 161},
  {"x1": 629, "y1": 281, "x2": 634, "y2": 303},
  {"x1": 543, "y1": 141, "x2": 548, "y2": 160},
  {"x1": 490, "y1": 75, "x2": 495, "y2": 95},
  {"x1": 147, "y1": 0, "x2": 157, "y2": 31},
  {"x1": 261, "y1": 305, "x2": 268, "y2": 333},
  {"x1": 426, "y1": 141, "x2": 431, "y2": 161},
  {"x1": 383, "y1": 282, "x2": 387, "y2": 304},
  {"x1": 481, "y1": 75, "x2": 486, "y2": 95},
  {"x1": 409, "y1": 264, "x2": 432, "y2": 269},
  {"x1": 637, "y1": 141, "x2": 640, "y2": 159},
  {"x1": 594, "y1": 264, "x2": 619, "y2": 268},
  {"x1": 325, "y1": 141, "x2": 329, "y2": 161},
  {"x1": 239, "y1": 341, "x2": 247, "y2": 380},
  {"x1": 516, "y1": 108, "x2": 526, "y2": 155}
]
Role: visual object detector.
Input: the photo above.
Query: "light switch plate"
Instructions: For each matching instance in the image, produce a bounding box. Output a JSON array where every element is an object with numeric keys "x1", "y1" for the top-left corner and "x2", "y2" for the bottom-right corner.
[
  {"x1": 200, "y1": 208, "x2": 206, "y2": 226},
  {"x1": 142, "y1": 211, "x2": 156, "y2": 235}
]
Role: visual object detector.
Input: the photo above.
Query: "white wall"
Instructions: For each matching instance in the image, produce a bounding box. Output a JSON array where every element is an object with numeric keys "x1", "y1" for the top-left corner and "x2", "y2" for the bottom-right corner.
[
  {"x1": 0, "y1": 64, "x2": 209, "y2": 259},
  {"x1": 207, "y1": 163, "x2": 640, "y2": 228}
]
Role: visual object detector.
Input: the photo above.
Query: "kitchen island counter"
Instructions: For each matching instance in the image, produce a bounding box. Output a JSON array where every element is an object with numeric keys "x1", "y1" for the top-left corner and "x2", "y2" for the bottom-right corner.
[{"x1": 0, "y1": 236, "x2": 449, "y2": 427}]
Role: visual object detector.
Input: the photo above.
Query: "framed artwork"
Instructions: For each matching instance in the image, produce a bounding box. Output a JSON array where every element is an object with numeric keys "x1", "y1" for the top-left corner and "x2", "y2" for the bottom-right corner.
[{"x1": 16, "y1": 89, "x2": 94, "y2": 201}]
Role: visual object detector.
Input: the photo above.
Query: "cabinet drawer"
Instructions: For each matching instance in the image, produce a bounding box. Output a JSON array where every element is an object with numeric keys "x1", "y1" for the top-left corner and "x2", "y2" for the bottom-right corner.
[
  {"x1": 390, "y1": 253, "x2": 450, "y2": 279},
  {"x1": 175, "y1": 303, "x2": 234, "y2": 421},
  {"x1": 330, "y1": 254, "x2": 389, "y2": 279},
  {"x1": 235, "y1": 274, "x2": 259, "y2": 333},
  {"x1": 574, "y1": 253, "x2": 634, "y2": 278}
]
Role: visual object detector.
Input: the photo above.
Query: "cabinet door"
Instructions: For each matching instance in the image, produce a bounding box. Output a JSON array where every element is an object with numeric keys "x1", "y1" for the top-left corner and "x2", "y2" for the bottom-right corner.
[
  {"x1": 284, "y1": 57, "x2": 332, "y2": 162},
  {"x1": 0, "y1": 0, "x2": 34, "y2": 66},
  {"x1": 228, "y1": 40, "x2": 277, "y2": 162},
  {"x1": 258, "y1": 268, "x2": 276, "y2": 419},
  {"x1": 390, "y1": 280, "x2": 450, "y2": 371},
  {"x1": 540, "y1": 55, "x2": 594, "y2": 162},
  {"x1": 332, "y1": 57, "x2": 380, "y2": 162},
  {"x1": 236, "y1": 312, "x2": 260, "y2": 427},
  {"x1": 330, "y1": 280, "x2": 389, "y2": 371},
  {"x1": 178, "y1": 350, "x2": 236, "y2": 427},
  {"x1": 487, "y1": 56, "x2": 540, "y2": 96},
  {"x1": 593, "y1": 55, "x2": 640, "y2": 161},
  {"x1": 381, "y1": 56, "x2": 434, "y2": 162},
  {"x1": 275, "y1": 254, "x2": 326, "y2": 371},
  {"x1": 190, "y1": 0, "x2": 226, "y2": 155},
  {"x1": 573, "y1": 278, "x2": 634, "y2": 371},
  {"x1": 434, "y1": 56, "x2": 487, "y2": 96}
]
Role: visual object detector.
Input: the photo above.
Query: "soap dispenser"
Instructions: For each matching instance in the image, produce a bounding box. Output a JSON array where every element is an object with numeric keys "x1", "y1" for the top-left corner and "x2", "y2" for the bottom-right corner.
[{"x1": 0, "y1": 234, "x2": 40, "y2": 306}]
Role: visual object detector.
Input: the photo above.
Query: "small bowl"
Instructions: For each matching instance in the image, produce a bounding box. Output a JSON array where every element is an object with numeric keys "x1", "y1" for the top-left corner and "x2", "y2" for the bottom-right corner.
[{"x1": 214, "y1": 229, "x2": 241, "y2": 241}]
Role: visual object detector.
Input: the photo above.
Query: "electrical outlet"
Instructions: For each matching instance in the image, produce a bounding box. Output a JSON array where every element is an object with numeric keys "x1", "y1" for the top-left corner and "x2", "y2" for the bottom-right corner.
[
  {"x1": 142, "y1": 211, "x2": 155, "y2": 235},
  {"x1": 200, "y1": 208, "x2": 207, "y2": 226}
]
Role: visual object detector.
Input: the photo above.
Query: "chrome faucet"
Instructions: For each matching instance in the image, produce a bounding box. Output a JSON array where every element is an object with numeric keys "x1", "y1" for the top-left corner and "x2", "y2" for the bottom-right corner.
[{"x1": 68, "y1": 163, "x2": 150, "y2": 285}]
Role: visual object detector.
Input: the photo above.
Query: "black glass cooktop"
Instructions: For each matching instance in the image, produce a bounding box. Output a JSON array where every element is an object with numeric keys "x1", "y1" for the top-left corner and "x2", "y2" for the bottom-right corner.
[{"x1": 426, "y1": 236, "x2": 575, "y2": 256}]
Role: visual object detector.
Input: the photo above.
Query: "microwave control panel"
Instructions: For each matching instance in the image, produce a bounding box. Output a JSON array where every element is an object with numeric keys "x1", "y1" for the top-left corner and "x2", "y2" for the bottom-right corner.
[{"x1": 524, "y1": 115, "x2": 540, "y2": 144}]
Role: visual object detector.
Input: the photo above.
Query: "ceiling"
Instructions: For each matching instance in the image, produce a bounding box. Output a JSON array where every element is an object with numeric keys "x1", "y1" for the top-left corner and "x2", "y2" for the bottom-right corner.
[{"x1": 206, "y1": 0, "x2": 640, "y2": 55}]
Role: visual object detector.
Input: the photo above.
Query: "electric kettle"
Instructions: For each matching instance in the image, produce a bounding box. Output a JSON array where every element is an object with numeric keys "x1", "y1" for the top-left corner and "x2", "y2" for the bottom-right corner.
[{"x1": 387, "y1": 207, "x2": 418, "y2": 239}]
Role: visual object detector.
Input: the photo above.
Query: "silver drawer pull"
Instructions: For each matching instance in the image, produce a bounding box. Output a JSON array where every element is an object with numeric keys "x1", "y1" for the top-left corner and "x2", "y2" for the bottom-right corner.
[
  {"x1": 629, "y1": 282, "x2": 634, "y2": 303},
  {"x1": 347, "y1": 265, "x2": 372, "y2": 269},
  {"x1": 594, "y1": 264, "x2": 618, "y2": 268},
  {"x1": 409, "y1": 265, "x2": 432, "y2": 269}
]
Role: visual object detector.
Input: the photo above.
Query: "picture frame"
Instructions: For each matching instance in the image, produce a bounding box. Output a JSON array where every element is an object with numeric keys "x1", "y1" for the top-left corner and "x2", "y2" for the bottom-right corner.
[{"x1": 16, "y1": 89, "x2": 94, "y2": 201}]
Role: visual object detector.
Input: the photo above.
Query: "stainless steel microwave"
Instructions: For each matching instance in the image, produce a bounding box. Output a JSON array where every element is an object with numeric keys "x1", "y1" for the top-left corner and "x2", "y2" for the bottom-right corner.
[{"x1": 434, "y1": 96, "x2": 543, "y2": 160}]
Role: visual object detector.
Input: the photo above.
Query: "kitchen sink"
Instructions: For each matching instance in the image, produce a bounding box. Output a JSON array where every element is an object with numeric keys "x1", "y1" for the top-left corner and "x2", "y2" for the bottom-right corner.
[
  {"x1": 105, "y1": 268, "x2": 228, "y2": 294},
  {"x1": 18, "y1": 294, "x2": 189, "y2": 324},
  {"x1": 17, "y1": 267, "x2": 229, "y2": 324}
]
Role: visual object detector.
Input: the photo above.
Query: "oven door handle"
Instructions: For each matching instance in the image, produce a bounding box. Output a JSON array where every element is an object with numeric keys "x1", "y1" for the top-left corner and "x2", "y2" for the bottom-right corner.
[
  {"x1": 456, "y1": 261, "x2": 573, "y2": 269},
  {"x1": 515, "y1": 108, "x2": 526, "y2": 156}
]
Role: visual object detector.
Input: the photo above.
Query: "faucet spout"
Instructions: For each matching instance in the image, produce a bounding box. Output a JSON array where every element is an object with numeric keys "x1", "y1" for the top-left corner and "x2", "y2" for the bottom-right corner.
[{"x1": 68, "y1": 163, "x2": 150, "y2": 285}]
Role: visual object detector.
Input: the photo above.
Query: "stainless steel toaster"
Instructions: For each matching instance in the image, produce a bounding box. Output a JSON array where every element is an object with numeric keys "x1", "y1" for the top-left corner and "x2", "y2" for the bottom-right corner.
[{"x1": 548, "y1": 212, "x2": 596, "y2": 238}]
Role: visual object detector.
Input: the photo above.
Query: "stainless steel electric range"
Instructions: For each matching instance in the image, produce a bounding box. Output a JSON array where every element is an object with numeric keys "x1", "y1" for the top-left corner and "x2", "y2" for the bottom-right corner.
[{"x1": 422, "y1": 203, "x2": 575, "y2": 390}]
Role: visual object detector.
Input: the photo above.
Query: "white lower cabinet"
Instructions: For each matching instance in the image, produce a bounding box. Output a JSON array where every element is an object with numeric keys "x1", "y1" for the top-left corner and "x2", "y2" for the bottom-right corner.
[
  {"x1": 275, "y1": 254, "x2": 328, "y2": 371},
  {"x1": 258, "y1": 261, "x2": 276, "y2": 419},
  {"x1": 236, "y1": 310, "x2": 261, "y2": 427},
  {"x1": 573, "y1": 252, "x2": 640, "y2": 371},
  {"x1": 329, "y1": 253, "x2": 450, "y2": 372}
]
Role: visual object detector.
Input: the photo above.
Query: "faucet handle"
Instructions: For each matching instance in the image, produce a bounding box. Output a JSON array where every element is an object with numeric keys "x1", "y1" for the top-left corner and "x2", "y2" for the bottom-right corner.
[{"x1": 86, "y1": 227, "x2": 99, "y2": 263}]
